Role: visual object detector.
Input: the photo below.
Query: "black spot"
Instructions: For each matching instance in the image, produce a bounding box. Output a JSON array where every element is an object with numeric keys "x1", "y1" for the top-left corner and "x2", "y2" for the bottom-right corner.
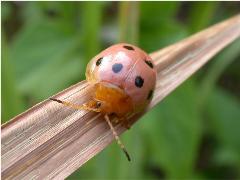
[
  {"x1": 145, "y1": 60, "x2": 154, "y2": 68},
  {"x1": 135, "y1": 76, "x2": 144, "y2": 88},
  {"x1": 147, "y1": 90, "x2": 153, "y2": 100},
  {"x1": 123, "y1": 45, "x2": 134, "y2": 50},
  {"x1": 96, "y1": 57, "x2": 103, "y2": 66},
  {"x1": 112, "y1": 63, "x2": 123, "y2": 73}
]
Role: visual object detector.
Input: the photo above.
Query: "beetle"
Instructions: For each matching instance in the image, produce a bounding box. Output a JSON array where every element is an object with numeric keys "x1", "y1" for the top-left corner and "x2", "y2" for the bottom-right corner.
[{"x1": 50, "y1": 43, "x2": 157, "y2": 161}]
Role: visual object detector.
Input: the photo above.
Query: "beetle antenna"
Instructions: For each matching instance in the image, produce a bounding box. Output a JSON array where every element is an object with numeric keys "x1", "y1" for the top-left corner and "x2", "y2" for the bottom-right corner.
[
  {"x1": 104, "y1": 114, "x2": 131, "y2": 161},
  {"x1": 49, "y1": 98, "x2": 100, "y2": 112}
]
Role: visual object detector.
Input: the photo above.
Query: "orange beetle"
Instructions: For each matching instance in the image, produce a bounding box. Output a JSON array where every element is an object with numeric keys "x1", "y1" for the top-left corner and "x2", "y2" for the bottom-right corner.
[{"x1": 50, "y1": 43, "x2": 156, "y2": 161}]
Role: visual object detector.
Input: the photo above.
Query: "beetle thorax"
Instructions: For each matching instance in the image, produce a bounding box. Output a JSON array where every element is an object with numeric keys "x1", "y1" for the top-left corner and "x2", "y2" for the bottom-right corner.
[{"x1": 94, "y1": 82, "x2": 134, "y2": 117}]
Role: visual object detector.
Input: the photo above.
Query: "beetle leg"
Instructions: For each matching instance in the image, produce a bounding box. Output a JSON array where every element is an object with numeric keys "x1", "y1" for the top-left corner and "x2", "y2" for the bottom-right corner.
[
  {"x1": 123, "y1": 120, "x2": 131, "y2": 130},
  {"x1": 118, "y1": 116, "x2": 131, "y2": 130}
]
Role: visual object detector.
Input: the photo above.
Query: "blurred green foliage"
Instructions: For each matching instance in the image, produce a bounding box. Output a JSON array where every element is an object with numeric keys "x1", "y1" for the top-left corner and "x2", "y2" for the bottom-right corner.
[{"x1": 2, "y1": 2, "x2": 240, "y2": 179}]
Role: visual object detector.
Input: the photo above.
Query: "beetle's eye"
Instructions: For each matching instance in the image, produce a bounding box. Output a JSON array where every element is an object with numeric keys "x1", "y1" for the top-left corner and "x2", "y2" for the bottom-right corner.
[{"x1": 96, "y1": 102, "x2": 101, "y2": 108}]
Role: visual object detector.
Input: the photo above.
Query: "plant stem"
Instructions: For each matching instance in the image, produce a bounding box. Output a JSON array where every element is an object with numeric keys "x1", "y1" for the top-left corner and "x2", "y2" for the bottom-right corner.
[{"x1": 118, "y1": 1, "x2": 139, "y2": 44}]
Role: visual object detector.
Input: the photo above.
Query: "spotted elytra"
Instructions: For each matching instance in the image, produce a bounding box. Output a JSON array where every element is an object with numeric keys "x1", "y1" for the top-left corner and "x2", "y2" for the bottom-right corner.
[{"x1": 50, "y1": 43, "x2": 157, "y2": 161}]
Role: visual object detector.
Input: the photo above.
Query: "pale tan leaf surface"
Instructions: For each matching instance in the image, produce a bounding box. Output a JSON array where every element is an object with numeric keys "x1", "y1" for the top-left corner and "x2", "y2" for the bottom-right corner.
[{"x1": 2, "y1": 15, "x2": 240, "y2": 179}]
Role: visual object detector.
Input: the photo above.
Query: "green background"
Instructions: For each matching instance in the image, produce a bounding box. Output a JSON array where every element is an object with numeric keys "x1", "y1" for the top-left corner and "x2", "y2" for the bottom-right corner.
[{"x1": 2, "y1": 2, "x2": 240, "y2": 179}]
